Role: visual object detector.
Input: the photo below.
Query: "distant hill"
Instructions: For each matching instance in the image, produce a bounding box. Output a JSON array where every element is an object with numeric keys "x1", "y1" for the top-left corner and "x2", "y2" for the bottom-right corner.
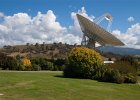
[
  {"x1": 1, "y1": 43, "x2": 139, "y2": 60},
  {"x1": 97, "y1": 46, "x2": 140, "y2": 55},
  {"x1": 0, "y1": 43, "x2": 79, "y2": 59}
]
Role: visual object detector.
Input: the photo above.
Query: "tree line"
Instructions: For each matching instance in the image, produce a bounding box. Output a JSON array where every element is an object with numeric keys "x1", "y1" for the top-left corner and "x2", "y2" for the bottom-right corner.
[{"x1": 0, "y1": 52, "x2": 66, "y2": 71}]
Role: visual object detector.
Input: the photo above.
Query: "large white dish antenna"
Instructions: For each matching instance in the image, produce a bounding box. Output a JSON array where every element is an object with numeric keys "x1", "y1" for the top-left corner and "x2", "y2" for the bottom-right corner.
[{"x1": 77, "y1": 14, "x2": 124, "y2": 48}]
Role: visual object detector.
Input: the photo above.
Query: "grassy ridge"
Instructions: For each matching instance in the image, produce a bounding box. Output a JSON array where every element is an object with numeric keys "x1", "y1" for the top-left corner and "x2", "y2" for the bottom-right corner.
[{"x1": 0, "y1": 71, "x2": 140, "y2": 100}]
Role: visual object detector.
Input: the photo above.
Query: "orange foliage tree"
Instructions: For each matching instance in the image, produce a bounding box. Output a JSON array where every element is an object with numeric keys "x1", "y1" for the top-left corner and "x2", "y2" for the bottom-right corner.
[{"x1": 21, "y1": 58, "x2": 32, "y2": 70}]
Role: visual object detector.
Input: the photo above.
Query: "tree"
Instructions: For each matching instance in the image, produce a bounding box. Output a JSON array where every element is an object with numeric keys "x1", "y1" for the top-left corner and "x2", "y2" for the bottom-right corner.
[
  {"x1": 31, "y1": 58, "x2": 54, "y2": 70},
  {"x1": 21, "y1": 58, "x2": 32, "y2": 70},
  {"x1": 4, "y1": 57, "x2": 20, "y2": 70},
  {"x1": 64, "y1": 47, "x2": 103, "y2": 78}
]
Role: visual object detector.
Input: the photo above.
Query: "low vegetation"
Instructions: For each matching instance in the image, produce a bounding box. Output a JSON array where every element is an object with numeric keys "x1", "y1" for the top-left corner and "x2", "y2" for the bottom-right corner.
[
  {"x1": 64, "y1": 47, "x2": 103, "y2": 78},
  {"x1": 0, "y1": 44, "x2": 140, "y2": 84},
  {"x1": 64, "y1": 47, "x2": 138, "y2": 83},
  {"x1": 104, "y1": 61, "x2": 138, "y2": 83},
  {"x1": 0, "y1": 54, "x2": 66, "y2": 71}
]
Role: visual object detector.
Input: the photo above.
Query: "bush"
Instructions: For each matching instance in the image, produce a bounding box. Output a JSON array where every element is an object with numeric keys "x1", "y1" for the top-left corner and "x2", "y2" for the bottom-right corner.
[
  {"x1": 103, "y1": 61, "x2": 138, "y2": 84},
  {"x1": 93, "y1": 66, "x2": 122, "y2": 83},
  {"x1": 116, "y1": 76, "x2": 125, "y2": 84},
  {"x1": 38, "y1": 58, "x2": 49, "y2": 70},
  {"x1": 102, "y1": 69, "x2": 120, "y2": 83},
  {"x1": 21, "y1": 58, "x2": 32, "y2": 71},
  {"x1": 53, "y1": 59, "x2": 66, "y2": 71},
  {"x1": 0, "y1": 57, "x2": 20, "y2": 70},
  {"x1": 47, "y1": 61, "x2": 54, "y2": 70},
  {"x1": 31, "y1": 58, "x2": 55, "y2": 70},
  {"x1": 51, "y1": 65, "x2": 59, "y2": 71},
  {"x1": 107, "y1": 61, "x2": 137, "y2": 75},
  {"x1": 91, "y1": 65, "x2": 107, "y2": 80},
  {"x1": 138, "y1": 70, "x2": 140, "y2": 76},
  {"x1": 53, "y1": 59, "x2": 66, "y2": 67},
  {"x1": 32, "y1": 64, "x2": 41, "y2": 71},
  {"x1": 124, "y1": 73, "x2": 137, "y2": 83},
  {"x1": 63, "y1": 47, "x2": 138, "y2": 84},
  {"x1": 18, "y1": 64, "x2": 26, "y2": 71},
  {"x1": 63, "y1": 47, "x2": 103, "y2": 78}
]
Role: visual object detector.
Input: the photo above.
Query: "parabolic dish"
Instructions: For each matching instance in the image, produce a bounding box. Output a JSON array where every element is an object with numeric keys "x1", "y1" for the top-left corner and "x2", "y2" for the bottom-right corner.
[{"x1": 76, "y1": 14, "x2": 124, "y2": 46}]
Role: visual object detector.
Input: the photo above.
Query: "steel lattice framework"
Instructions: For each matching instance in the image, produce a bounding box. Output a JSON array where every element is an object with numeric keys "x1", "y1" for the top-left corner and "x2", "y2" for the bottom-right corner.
[{"x1": 76, "y1": 14, "x2": 124, "y2": 48}]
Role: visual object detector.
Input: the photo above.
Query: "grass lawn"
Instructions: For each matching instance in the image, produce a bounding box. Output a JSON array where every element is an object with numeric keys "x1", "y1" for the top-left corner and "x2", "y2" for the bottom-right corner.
[{"x1": 0, "y1": 71, "x2": 140, "y2": 100}]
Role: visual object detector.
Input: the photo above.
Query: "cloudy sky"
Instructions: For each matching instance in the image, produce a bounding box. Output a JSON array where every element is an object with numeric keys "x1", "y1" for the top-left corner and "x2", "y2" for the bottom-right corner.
[{"x1": 0, "y1": 0, "x2": 140, "y2": 49}]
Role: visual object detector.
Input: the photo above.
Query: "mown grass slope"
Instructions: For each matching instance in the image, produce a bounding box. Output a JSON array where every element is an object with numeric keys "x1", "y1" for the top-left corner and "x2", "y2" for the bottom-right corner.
[{"x1": 0, "y1": 71, "x2": 140, "y2": 100}]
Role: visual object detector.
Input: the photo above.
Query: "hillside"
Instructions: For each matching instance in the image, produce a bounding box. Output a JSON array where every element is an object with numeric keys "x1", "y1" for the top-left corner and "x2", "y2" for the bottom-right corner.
[
  {"x1": 1, "y1": 43, "x2": 140, "y2": 60},
  {"x1": 98, "y1": 46, "x2": 140, "y2": 55},
  {"x1": 0, "y1": 42, "x2": 79, "y2": 59}
]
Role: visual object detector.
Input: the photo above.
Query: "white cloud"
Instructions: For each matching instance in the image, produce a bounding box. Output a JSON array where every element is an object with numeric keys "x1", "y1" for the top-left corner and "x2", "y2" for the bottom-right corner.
[
  {"x1": 0, "y1": 7, "x2": 139, "y2": 49},
  {"x1": 0, "y1": 11, "x2": 66, "y2": 46},
  {"x1": 112, "y1": 23, "x2": 140, "y2": 49},
  {"x1": 0, "y1": 8, "x2": 92, "y2": 47},
  {"x1": 128, "y1": 16, "x2": 134, "y2": 22}
]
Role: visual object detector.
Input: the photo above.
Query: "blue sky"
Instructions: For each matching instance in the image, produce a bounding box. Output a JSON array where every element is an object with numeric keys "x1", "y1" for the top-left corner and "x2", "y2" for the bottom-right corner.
[
  {"x1": 0, "y1": 0, "x2": 139, "y2": 31},
  {"x1": 0, "y1": 0, "x2": 140, "y2": 49}
]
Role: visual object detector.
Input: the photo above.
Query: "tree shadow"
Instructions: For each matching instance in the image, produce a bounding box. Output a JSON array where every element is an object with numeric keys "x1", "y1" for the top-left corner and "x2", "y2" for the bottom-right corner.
[
  {"x1": 54, "y1": 75, "x2": 121, "y2": 84},
  {"x1": 54, "y1": 75, "x2": 65, "y2": 78},
  {"x1": 54, "y1": 75, "x2": 89, "y2": 80}
]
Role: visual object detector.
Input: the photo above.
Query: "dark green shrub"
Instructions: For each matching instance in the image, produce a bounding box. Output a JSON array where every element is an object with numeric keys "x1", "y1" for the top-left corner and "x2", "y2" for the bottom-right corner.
[
  {"x1": 56, "y1": 65, "x2": 65, "y2": 71},
  {"x1": 53, "y1": 59, "x2": 66, "y2": 71},
  {"x1": 2, "y1": 57, "x2": 20, "y2": 70},
  {"x1": 31, "y1": 58, "x2": 54, "y2": 70},
  {"x1": 51, "y1": 65, "x2": 59, "y2": 71},
  {"x1": 104, "y1": 61, "x2": 138, "y2": 84},
  {"x1": 121, "y1": 56, "x2": 139, "y2": 71},
  {"x1": 91, "y1": 65, "x2": 126, "y2": 84},
  {"x1": 91, "y1": 65, "x2": 107, "y2": 80},
  {"x1": 138, "y1": 70, "x2": 140, "y2": 76},
  {"x1": 101, "y1": 68, "x2": 120, "y2": 83},
  {"x1": 47, "y1": 61, "x2": 54, "y2": 70},
  {"x1": 64, "y1": 47, "x2": 103, "y2": 78},
  {"x1": 18, "y1": 64, "x2": 25, "y2": 71},
  {"x1": 124, "y1": 73, "x2": 137, "y2": 83},
  {"x1": 32, "y1": 64, "x2": 41, "y2": 71},
  {"x1": 116, "y1": 76, "x2": 125, "y2": 84},
  {"x1": 39, "y1": 58, "x2": 49, "y2": 70},
  {"x1": 107, "y1": 61, "x2": 137, "y2": 75}
]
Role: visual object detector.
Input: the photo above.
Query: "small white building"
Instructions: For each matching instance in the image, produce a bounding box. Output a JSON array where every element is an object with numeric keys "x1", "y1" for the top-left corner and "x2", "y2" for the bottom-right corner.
[
  {"x1": 102, "y1": 56, "x2": 116, "y2": 64},
  {"x1": 104, "y1": 61, "x2": 114, "y2": 64}
]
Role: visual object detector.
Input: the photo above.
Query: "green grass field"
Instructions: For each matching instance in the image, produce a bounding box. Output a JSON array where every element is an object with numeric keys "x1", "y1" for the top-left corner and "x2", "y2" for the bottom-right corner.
[{"x1": 0, "y1": 71, "x2": 140, "y2": 100}]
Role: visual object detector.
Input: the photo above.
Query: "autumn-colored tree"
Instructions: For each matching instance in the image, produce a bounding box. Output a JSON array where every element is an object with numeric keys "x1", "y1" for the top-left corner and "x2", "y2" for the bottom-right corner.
[
  {"x1": 21, "y1": 58, "x2": 32, "y2": 70},
  {"x1": 64, "y1": 47, "x2": 103, "y2": 78}
]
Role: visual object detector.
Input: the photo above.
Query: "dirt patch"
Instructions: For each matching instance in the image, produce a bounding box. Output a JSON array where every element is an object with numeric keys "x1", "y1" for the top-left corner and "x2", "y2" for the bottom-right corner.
[
  {"x1": 0, "y1": 93, "x2": 4, "y2": 96},
  {"x1": 15, "y1": 81, "x2": 34, "y2": 87}
]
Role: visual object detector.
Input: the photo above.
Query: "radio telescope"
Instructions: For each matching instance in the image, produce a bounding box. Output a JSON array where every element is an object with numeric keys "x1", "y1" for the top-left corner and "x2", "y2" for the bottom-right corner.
[{"x1": 76, "y1": 13, "x2": 124, "y2": 48}]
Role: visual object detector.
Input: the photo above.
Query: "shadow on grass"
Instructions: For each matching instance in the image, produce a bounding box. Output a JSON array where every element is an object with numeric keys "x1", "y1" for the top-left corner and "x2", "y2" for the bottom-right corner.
[
  {"x1": 54, "y1": 75, "x2": 139, "y2": 84},
  {"x1": 54, "y1": 75, "x2": 65, "y2": 78},
  {"x1": 54, "y1": 75, "x2": 121, "y2": 84},
  {"x1": 54, "y1": 75, "x2": 91, "y2": 80}
]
